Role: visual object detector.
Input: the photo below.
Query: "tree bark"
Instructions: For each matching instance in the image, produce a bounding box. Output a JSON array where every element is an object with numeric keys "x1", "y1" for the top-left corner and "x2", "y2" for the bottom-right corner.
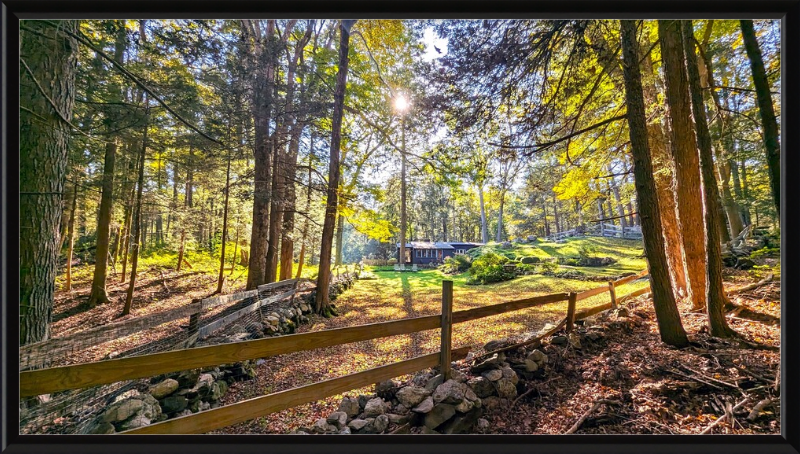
[
  {"x1": 122, "y1": 98, "x2": 149, "y2": 317},
  {"x1": 296, "y1": 138, "x2": 314, "y2": 280},
  {"x1": 495, "y1": 193, "x2": 505, "y2": 242},
  {"x1": 19, "y1": 20, "x2": 78, "y2": 345},
  {"x1": 335, "y1": 213, "x2": 345, "y2": 266},
  {"x1": 740, "y1": 20, "x2": 781, "y2": 215},
  {"x1": 620, "y1": 19, "x2": 689, "y2": 347},
  {"x1": 682, "y1": 21, "x2": 735, "y2": 337},
  {"x1": 315, "y1": 20, "x2": 355, "y2": 315},
  {"x1": 244, "y1": 19, "x2": 277, "y2": 289},
  {"x1": 479, "y1": 184, "x2": 488, "y2": 243},
  {"x1": 216, "y1": 150, "x2": 232, "y2": 294},
  {"x1": 641, "y1": 33, "x2": 689, "y2": 297},
  {"x1": 65, "y1": 180, "x2": 79, "y2": 291},
  {"x1": 659, "y1": 19, "x2": 707, "y2": 311}
]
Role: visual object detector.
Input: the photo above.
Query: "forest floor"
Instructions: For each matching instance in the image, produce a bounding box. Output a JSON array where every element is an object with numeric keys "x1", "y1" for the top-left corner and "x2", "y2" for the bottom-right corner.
[{"x1": 41, "y1": 239, "x2": 780, "y2": 435}]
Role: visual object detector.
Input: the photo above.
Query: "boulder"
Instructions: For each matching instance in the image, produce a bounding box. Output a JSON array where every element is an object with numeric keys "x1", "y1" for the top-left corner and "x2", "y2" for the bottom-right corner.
[
  {"x1": 373, "y1": 414, "x2": 389, "y2": 433},
  {"x1": 176, "y1": 370, "x2": 201, "y2": 388},
  {"x1": 470, "y1": 354, "x2": 502, "y2": 373},
  {"x1": 192, "y1": 373, "x2": 215, "y2": 397},
  {"x1": 363, "y1": 397, "x2": 385, "y2": 418},
  {"x1": 149, "y1": 379, "x2": 179, "y2": 399},
  {"x1": 495, "y1": 378, "x2": 518, "y2": 399},
  {"x1": 525, "y1": 359, "x2": 539, "y2": 372},
  {"x1": 432, "y1": 379, "x2": 466, "y2": 405},
  {"x1": 387, "y1": 413, "x2": 409, "y2": 425},
  {"x1": 348, "y1": 419, "x2": 369, "y2": 431},
  {"x1": 500, "y1": 366, "x2": 519, "y2": 385},
  {"x1": 338, "y1": 397, "x2": 361, "y2": 418},
  {"x1": 467, "y1": 377, "x2": 496, "y2": 398},
  {"x1": 424, "y1": 374, "x2": 445, "y2": 393},
  {"x1": 159, "y1": 395, "x2": 188, "y2": 414},
  {"x1": 375, "y1": 379, "x2": 400, "y2": 400},
  {"x1": 450, "y1": 369, "x2": 468, "y2": 383},
  {"x1": 527, "y1": 349, "x2": 548, "y2": 364},
  {"x1": 476, "y1": 418, "x2": 491, "y2": 433},
  {"x1": 482, "y1": 369, "x2": 503, "y2": 382},
  {"x1": 454, "y1": 399, "x2": 474, "y2": 413},
  {"x1": 551, "y1": 336, "x2": 568, "y2": 346},
  {"x1": 327, "y1": 411, "x2": 348, "y2": 429},
  {"x1": 412, "y1": 396, "x2": 435, "y2": 414},
  {"x1": 440, "y1": 407, "x2": 482, "y2": 434},
  {"x1": 424, "y1": 403, "x2": 456, "y2": 429},
  {"x1": 396, "y1": 386, "x2": 430, "y2": 408}
]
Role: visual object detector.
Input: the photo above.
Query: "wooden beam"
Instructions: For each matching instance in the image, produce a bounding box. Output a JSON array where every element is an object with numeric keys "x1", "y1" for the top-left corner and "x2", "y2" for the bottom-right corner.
[
  {"x1": 574, "y1": 302, "x2": 613, "y2": 321},
  {"x1": 257, "y1": 279, "x2": 297, "y2": 293},
  {"x1": 452, "y1": 293, "x2": 568, "y2": 323},
  {"x1": 122, "y1": 347, "x2": 471, "y2": 434},
  {"x1": 608, "y1": 281, "x2": 618, "y2": 309},
  {"x1": 575, "y1": 285, "x2": 609, "y2": 301},
  {"x1": 565, "y1": 292, "x2": 578, "y2": 333},
  {"x1": 199, "y1": 289, "x2": 259, "y2": 310},
  {"x1": 20, "y1": 313, "x2": 441, "y2": 397},
  {"x1": 440, "y1": 280, "x2": 454, "y2": 380}
]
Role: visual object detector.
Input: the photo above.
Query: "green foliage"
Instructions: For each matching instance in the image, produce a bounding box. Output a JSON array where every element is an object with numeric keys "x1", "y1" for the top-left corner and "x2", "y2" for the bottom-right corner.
[
  {"x1": 440, "y1": 253, "x2": 472, "y2": 274},
  {"x1": 467, "y1": 252, "x2": 516, "y2": 285},
  {"x1": 750, "y1": 247, "x2": 779, "y2": 260},
  {"x1": 520, "y1": 256, "x2": 539, "y2": 264},
  {"x1": 538, "y1": 260, "x2": 559, "y2": 274}
]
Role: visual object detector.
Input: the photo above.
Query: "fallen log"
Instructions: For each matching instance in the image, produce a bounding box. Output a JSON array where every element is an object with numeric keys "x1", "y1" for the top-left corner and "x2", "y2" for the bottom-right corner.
[
  {"x1": 727, "y1": 273, "x2": 774, "y2": 295},
  {"x1": 566, "y1": 399, "x2": 622, "y2": 434}
]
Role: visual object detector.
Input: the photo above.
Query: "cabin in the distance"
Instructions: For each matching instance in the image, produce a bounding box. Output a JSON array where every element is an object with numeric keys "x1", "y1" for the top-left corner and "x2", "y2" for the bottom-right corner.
[{"x1": 395, "y1": 240, "x2": 483, "y2": 267}]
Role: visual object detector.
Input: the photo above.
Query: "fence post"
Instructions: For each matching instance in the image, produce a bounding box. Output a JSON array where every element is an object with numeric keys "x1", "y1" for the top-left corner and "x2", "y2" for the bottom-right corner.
[
  {"x1": 186, "y1": 310, "x2": 200, "y2": 348},
  {"x1": 565, "y1": 292, "x2": 577, "y2": 333},
  {"x1": 440, "y1": 280, "x2": 454, "y2": 380},
  {"x1": 608, "y1": 280, "x2": 617, "y2": 309}
]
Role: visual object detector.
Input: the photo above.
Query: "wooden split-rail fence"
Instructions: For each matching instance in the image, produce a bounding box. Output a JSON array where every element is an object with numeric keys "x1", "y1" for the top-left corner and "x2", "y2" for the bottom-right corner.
[{"x1": 19, "y1": 269, "x2": 651, "y2": 435}]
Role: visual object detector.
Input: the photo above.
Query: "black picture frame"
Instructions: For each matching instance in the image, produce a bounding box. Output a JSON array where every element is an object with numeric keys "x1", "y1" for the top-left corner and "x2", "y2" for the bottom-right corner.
[{"x1": 2, "y1": 1, "x2": 797, "y2": 453}]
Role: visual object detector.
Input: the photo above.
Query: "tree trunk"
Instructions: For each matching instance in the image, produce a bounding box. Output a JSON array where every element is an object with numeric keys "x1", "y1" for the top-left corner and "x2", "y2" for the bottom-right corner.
[
  {"x1": 659, "y1": 19, "x2": 707, "y2": 311},
  {"x1": 495, "y1": 193, "x2": 505, "y2": 242},
  {"x1": 19, "y1": 20, "x2": 78, "y2": 345},
  {"x1": 88, "y1": 21, "x2": 125, "y2": 305},
  {"x1": 316, "y1": 20, "x2": 355, "y2": 315},
  {"x1": 264, "y1": 133, "x2": 283, "y2": 283},
  {"x1": 65, "y1": 180, "x2": 79, "y2": 291},
  {"x1": 641, "y1": 35, "x2": 689, "y2": 297},
  {"x1": 620, "y1": 19, "x2": 689, "y2": 347},
  {"x1": 335, "y1": 213, "x2": 345, "y2": 266},
  {"x1": 216, "y1": 150, "x2": 232, "y2": 294},
  {"x1": 296, "y1": 138, "x2": 314, "y2": 280},
  {"x1": 740, "y1": 20, "x2": 780, "y2": 215},
  {"x1": 730, "y1": 157, "x2": 751, "y2": 225},
  {"x1": 245, "y1": 19, "x2": 277, "y2": 289},
  {"x1": 552, "y1": 192, "x2": 562, "y2": 233},
  {"x1": 608, "y1": 167, "x2": 628, "y2": 229},
  {"x1": 478, "y1": 185, "x2": 488, "y2": 243},
  {"x1": 543, "y1": 195, "x2": 550, "y2": 237},
  {"x1": 87, "y1": 137, "x2": 116, "y2": 307},
  {"x1": 122, "y1": 99, "x2": 149, "y2": 317},
  {"x1": 682, "y1": 21, "x2": 735, "y2": 337}
]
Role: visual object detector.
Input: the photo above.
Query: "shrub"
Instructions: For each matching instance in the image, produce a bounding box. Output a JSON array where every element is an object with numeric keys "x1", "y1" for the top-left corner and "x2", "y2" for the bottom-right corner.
[
  {"x1": 520, "y1": 256, "x2": 539, "y2": 264},
  {"x1": 467, "y1": 252, "x2": 516, "y2": 285},
  {"x1": 440, "y1": 253, "x2": 472, "y2": 274},
  {"x1": 538, "y1": 260, "x2": 559, "y2": 274}
]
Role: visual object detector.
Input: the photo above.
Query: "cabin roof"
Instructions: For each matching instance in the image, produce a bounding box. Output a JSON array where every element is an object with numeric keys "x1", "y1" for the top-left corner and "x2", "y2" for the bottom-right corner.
[{"x1": 395, "y1": 241, "x2": 482, "y2": 250}]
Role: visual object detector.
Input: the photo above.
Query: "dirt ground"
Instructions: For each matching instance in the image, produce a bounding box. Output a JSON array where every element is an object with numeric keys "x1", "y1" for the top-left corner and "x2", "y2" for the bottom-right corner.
[{"x1": 39, "y1": 262, "x2": 780, "y2": 435}]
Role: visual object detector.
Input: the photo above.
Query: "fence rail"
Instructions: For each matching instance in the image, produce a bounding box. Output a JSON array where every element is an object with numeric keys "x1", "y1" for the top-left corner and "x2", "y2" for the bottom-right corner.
[{"x1": 20, "y1": 269, "x2": 651, "y2": 434}]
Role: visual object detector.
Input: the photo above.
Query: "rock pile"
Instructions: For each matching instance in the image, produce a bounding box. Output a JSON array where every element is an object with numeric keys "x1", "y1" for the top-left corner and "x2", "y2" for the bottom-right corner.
[{"x1": 80, "y1": 362, "x2": 252, "y2": 434}]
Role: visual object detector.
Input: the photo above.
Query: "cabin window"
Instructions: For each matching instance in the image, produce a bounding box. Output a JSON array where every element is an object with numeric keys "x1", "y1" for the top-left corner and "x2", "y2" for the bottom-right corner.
[{"x1": 415, "y1": 250, "x2": 421, "y2": 258}]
